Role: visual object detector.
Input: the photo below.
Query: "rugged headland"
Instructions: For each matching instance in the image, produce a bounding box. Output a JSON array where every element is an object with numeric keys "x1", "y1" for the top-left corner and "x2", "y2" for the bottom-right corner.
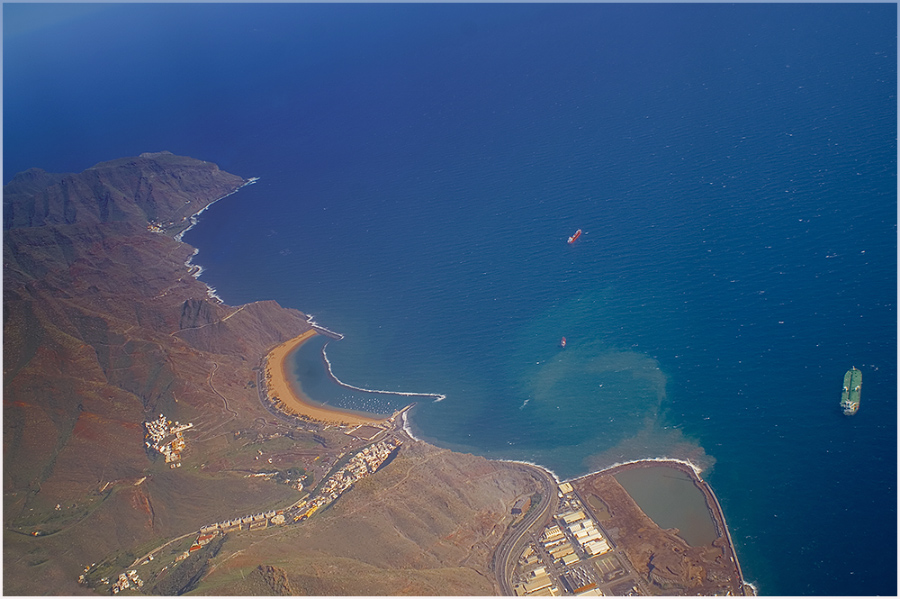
[
  {"x1": 4, "y1": 153, "x2": 749, "y2": 596},
  {"x1": 3, "y1": 153, "x2": 546, "y2": 595}
]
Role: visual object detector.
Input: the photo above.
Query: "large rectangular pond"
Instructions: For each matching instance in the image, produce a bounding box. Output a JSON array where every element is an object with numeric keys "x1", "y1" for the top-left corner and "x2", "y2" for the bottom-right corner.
[{"x1": 613, "y1": 465, "x2": 718, "y2": 547}]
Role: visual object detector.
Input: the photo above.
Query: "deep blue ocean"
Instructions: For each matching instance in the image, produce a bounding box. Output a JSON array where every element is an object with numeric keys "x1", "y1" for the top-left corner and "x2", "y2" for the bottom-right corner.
[{"x1": 5, "y1": 4, "x2": 896, "y2": 595}]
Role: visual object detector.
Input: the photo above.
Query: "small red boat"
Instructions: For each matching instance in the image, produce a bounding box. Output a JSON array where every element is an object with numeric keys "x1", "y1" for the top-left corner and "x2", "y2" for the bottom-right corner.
[
  {"x1": 567, "y1": 229, "x2": 582, "y2": 244},
  {"x1": 560, "y1": 337, "x2": 567, "y2": 348}
]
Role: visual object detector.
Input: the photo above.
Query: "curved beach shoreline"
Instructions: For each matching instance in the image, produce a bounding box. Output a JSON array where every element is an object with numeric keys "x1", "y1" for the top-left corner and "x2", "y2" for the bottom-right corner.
[
  {"x1": 263, "y1": 329, "x2": 389, "y2": 426},
  {"x1": 187, "y1": 182, "x2": 755, "y2": 594}
]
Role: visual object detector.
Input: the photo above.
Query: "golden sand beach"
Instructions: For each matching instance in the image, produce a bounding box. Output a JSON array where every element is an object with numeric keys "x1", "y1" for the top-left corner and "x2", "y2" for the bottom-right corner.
[{"x1": 264, "y1": 329, "x2": 387, "y2": 426}]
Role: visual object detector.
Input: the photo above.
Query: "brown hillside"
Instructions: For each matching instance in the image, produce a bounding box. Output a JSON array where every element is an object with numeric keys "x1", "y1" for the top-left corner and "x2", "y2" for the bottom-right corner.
[
  {"x1": 3, "y1": 151, "x2": 244, "y2": 230},
  {"x1": 3, "y1": 154, "x2": 307, "y2": 594},
  {"x1": 195, "y1": 441, "x2": 542, "y2": 596},
  {"x1": 3, "y1": 153, "x2": 537, "y2": 596}
]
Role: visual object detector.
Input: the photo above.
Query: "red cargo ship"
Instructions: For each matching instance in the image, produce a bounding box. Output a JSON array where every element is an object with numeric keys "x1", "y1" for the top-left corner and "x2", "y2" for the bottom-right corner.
[{"x1": 567, "y1": 229, "x2": 582, "y2": 244}]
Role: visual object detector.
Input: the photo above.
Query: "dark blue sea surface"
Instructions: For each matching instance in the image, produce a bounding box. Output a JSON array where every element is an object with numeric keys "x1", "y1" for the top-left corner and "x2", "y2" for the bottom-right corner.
[{"x1": 5, "y1": 4, "x2": 896, "y2": 595}]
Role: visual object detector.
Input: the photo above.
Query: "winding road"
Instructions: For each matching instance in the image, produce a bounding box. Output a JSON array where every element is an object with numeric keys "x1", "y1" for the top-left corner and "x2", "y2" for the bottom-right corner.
[
  {"x1": 492, "y1": 465, "x2": 558, "y2": 595},
  {"x1": 208, "y1": 362, "x2": 237, "y2": 419},
  {"x1": 193, "y1": 362, "x2": 238, "y2": 443}
]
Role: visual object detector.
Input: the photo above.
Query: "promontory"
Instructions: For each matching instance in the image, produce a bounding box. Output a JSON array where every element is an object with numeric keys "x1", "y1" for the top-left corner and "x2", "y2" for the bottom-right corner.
[{"x1": 3, "y1": 152, "x2": 750, "y2": 595}]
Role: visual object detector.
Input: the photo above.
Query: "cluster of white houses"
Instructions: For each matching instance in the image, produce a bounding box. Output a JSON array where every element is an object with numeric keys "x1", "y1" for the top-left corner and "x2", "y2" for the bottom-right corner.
[
  {"x1": 143, "y1": 413, "x2": 193, "y2": 468},
  {"x1": 200, "y1": 510, "x2": 286, "y2": 537},
  {"x1": 88, "y1": 437, "x2": 402, "y2": 592},
  {"x1": 194, "y1": 440, "x2": 399, "y2": 539},
  {"x1": 102, "y1": 570, "x2": 144, "y2": 594},
  {"x1": 295, "y1": 439, "x2": 401, "y2": 520}
]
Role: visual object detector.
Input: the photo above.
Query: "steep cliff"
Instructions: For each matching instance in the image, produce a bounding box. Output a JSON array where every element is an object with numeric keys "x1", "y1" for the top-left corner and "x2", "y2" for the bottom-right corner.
[
  {"x1": 3, "y1": 153, "x2": 309, "y2": 594},
  {"x1": 195, "y1": 442, "x2": 541, "y2": 596},
  {"x1": 3, "y1": 153, "x2": 536, "y2": 596},
  {"x1": 3, "y1": 152, "x2": 244, "y2": 231}
]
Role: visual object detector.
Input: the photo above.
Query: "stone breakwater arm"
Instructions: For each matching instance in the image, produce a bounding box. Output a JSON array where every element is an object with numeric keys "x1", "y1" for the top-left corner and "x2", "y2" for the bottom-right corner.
[
  {"x1": 696, "y1": 475, "x2": 750, "y2": 592},
  {"x1": 262, "y1": 330, "x2": 388, "y2": 426},
  {"x1": 659, "y1": 461, "x2": 749, "y2": 593},
  {"x1": 577, "y1": 459, "x2": 751, "y2": 595}
]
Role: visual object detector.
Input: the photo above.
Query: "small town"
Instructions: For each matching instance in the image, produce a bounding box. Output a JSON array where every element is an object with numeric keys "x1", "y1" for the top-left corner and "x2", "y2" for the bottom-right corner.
[
  {"x1": 198, "y1": 510, "x2": 285, "y2": 538},
  {"x1": 143, "y1": 413, "x2": 193, "y2": 468},
  {"x1": 81, "y1": 431, "x2": 402, "y2": 594},
  {"x1": 193, "y1": 437, "x2": 401, "y2": 537},
  {"x1": 288, "y1": 437, "x2": 401, "y2": 522}
]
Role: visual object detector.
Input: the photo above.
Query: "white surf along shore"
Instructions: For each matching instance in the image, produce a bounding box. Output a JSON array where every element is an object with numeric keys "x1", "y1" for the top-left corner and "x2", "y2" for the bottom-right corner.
[
  {"x1": 175, "y1": 171, "x2": 756, "y2": 595},
  {"x1": 177, "y1": 176, "x2": 259, "y2": 302}
]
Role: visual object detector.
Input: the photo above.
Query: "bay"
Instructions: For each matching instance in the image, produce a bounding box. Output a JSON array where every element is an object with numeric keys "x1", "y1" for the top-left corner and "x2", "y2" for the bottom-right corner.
[{"x1": 5, "y1": 4, "x2": 895, "y2": 594}]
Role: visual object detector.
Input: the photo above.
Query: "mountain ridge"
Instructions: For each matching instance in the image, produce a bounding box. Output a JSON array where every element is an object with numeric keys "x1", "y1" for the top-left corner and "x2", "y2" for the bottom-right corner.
[
  {"x1": 3, "y1": 151, "x2": 245, "y2": 231},
  {"x1": 3, "y1": 152, "x2": 538, "y2": 595}
]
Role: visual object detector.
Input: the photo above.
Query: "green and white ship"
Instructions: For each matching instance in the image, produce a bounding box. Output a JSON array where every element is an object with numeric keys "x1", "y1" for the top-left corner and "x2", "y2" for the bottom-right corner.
[{"x1": 840, "y1": 367, "x2": 862, "y2": 415}]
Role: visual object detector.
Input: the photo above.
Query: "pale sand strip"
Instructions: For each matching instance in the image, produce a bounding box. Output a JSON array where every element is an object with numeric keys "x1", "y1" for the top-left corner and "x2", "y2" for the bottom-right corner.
[{"x1": 264, "y1": 329, "x2": 387, "y2": 426}]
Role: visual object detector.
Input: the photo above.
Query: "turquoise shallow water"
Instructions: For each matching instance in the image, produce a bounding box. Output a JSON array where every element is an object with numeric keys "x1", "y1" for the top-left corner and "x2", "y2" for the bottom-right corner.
[{"x1": 5, "y1": 4, "x2": 896, "y2": 594}]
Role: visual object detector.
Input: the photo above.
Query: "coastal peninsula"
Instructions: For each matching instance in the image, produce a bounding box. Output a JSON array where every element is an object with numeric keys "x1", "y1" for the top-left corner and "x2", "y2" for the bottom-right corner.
[{"x1": 3, "y1": 153, "x2": 750, "y2": 596}]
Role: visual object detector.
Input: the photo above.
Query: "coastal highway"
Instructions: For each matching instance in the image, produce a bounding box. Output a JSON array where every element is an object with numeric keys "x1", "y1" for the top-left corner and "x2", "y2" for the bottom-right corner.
[{"x1": 492, "y1": 465, "x2": 558, "y2": 595}]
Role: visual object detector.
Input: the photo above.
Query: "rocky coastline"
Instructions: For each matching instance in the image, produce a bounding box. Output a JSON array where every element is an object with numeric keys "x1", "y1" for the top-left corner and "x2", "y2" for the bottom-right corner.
[
  {"x1": 4, "y1": 152, "x2": 749, "y2": 596},
  {"x1": 2, "y1": 153, "x2": 543, "y2": 595}
]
